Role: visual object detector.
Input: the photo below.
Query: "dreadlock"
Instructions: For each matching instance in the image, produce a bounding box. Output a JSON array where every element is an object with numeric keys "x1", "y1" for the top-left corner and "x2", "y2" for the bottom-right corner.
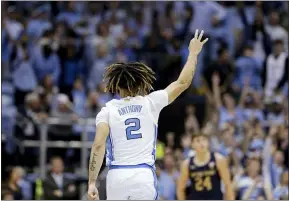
[{"x1": 103, "y1": 62, "x2": 156, "y2": 96}]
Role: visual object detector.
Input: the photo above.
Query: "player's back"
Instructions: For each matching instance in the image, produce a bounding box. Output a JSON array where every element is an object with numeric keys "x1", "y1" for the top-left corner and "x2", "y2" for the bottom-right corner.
[
  {"x1": 95, "y1": 90, "x2": 168, "y2": 200},
  {"x1": 105, "y1": 94, "x2": 157, "y2": 166}
]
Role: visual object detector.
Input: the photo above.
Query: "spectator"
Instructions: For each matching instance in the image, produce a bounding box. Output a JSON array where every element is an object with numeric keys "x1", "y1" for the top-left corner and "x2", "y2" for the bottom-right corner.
[
  {"x1": 265, "y1": 11, "x2": 288, "y2": 52},
  {"x1": 16, "y1": 93, "x2": 47, "y2": 140},
  {"x1": 26, "y1": 5, "x2": 52, "y2": 42},
  {"x1": 56, "y1": 2, "x2": 82, "y2": 27},
  {"x1": 87, "y1": 44, "x2": 112, "y2": 90},
  {"x1": 242, "y1": 89, "x2": 265, "y2": 123},
  {"x1": 72, "y1": 78, "x2": 86, "y2": 117},
  {"x1": 273, "y1": 170, "x2": 289, "y2": 200},
  {"x1": 36, "y1": 74, "x2": 59, "y2": 113},
  {"x1": 85, "y1": 91, "x2": 100, "y2": 118},
  {"x1": 158, "y1": 154, "x2": 179, "y2": 200},
  {"x1": 3, "y1": 6, "x2": 24, "y2": 41},
  {"x1": 113, "y1": 36, "x2": 136, "y2": 62},
  {"x1": 86, "y1": 23, "x2": 114, "y2": 66},
  {"x1": 43, "y1": 157, "x2": 76, "y2": 200},
  {"x1": 58, "y1": 44, "x2": 84, "y2": 97},
  {"x1": 270, "y1": 151, "x2": 286, "y2": 188},
  {"x1": 235, "y1": 158, "x2": 270, "y2": 200},
  {"x1": 233, "y1": 44, "x2": 262, "y2": 92},
  {"x1": 266, "y1": 96, "x2": 285, "y2": 126},
  {"x1": 51, "y1": 94, "x2": 76, "y2": 120},
  {"x1": 165, "y1": 132, "x2": 175, "y2": 150},
  {"x1": 107, "y1": 11, "x2": 125, "y2": 40},
  {"x1": 263, "y1": 40, "x2": 288, "y2": 100},
  {"x1": 96, "y1": 83, "x2": 113, "y2": 107},
  {"x1": 180, "y1": 134, "x2": 192, "y2": 159},
  {"x1": 203, "y1": 47, "x2": 235, "y2": 92},
  {"x1": 247, "y1": 9, "x2": 271, "y2": 65},
  {"x1": 2, "y1": 167, "x2": 24, "y2": 200},
  {"x1": 12, "y1": 43, "x2": 37, "y2": 107},
  {"x1": 212, "y1": 73, "x2": 244, "y2": 127},
  {"x1": 32, "y1": 38, "x2": 61, "y2": 84}
]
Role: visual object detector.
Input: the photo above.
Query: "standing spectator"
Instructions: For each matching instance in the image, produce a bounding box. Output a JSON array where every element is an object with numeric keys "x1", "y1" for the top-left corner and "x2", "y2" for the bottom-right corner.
[
  {"x1": 56, "y1": 2, "x2": 82, "y2": 27},
  {"x1": 158, "y1": 154, "x2": 179, "y2": 200},
  {"x1": 263, "y1": 40, "x2": 288, "y2": 100},
  {"x1": 233, "y1": 44, "x2": 262, "y2": 92},
  {"x1": 247, "y1": 9, "x2": 271, "y2": 65},
  {"x1": 26, "y1": 5, "x2": 52, "y2": 43},
  {"x1": 3, "y1": 6, "x2": 24, "y2": 42},
  {"x1": 265, "y1": 11, "x2": 288, "y2": 52},
  {"x1": 13, "y1": 43, "x2": 37, "y2": 107},
  {"x1": 32, "y1": 39, "x2": 61, "y2": 84},
  {"x1": 43, "y1": 157, "x2": 77, "y2": 200},
  {"x1": 58, "y1": 45, "x2": 84, "y2": 97},
  {"x1": 87, "y1": 44, "x2": 112, "y2": 90}
]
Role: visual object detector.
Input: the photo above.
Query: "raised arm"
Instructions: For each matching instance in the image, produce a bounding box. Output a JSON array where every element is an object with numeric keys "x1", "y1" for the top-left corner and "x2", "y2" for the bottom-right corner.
[
  {"x1": 87, "y1": 122, "x2": 109, "y2": 200},
  {"x1": 212, "y1": 73, "x2": 223, "y2": 109},
  {"x1": 165, "y1": 30, "x2": 208, "y2": 104}
]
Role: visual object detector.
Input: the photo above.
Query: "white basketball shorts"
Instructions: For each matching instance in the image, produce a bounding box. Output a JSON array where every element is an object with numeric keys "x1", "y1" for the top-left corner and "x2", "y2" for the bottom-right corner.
[{"x1": 106, "y1": 164, "x2": 158, "y2": 200}]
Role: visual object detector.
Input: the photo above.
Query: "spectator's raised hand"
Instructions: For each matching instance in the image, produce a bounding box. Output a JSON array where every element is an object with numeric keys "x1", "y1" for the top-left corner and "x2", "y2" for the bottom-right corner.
[{"x1": 189, "y1": 29, "x2": 208, "y2": 55}]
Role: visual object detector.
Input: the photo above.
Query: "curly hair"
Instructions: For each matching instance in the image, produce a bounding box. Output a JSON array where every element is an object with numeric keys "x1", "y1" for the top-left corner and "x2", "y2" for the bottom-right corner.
[{"x1": 103, "y1": 62, "x2": 156, "y2": 96}]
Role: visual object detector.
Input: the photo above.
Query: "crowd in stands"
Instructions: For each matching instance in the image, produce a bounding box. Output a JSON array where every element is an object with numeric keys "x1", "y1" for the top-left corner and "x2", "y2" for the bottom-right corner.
[{"x1": 1, "y1": 1, "x2": 288, "y2": 200}]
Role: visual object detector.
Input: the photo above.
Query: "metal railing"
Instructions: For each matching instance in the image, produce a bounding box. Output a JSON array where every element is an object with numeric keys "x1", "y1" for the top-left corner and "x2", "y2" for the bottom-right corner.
[{"x1": 17, "y1": 117, "x2": 96, "y2": 197}]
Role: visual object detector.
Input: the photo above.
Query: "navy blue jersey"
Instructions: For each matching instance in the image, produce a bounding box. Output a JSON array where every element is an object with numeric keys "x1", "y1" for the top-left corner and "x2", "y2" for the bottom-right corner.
[{"x1": 187, "y1": 152, "x2": 223, "y2": 200}]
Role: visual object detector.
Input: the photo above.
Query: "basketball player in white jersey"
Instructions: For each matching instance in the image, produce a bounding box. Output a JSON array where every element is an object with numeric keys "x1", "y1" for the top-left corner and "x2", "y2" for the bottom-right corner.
[{"x1": 87, "y1": 30, "x2": 208, "y2": 200}]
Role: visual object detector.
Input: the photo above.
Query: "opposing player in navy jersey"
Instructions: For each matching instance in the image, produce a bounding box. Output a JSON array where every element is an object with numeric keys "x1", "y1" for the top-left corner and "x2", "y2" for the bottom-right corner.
[
  {"x1": 177, "y1": 133, "x2": 235, "y2": 200},
  {"x1": 87, "y1": 30, "x2": 208, "y2": 200}
]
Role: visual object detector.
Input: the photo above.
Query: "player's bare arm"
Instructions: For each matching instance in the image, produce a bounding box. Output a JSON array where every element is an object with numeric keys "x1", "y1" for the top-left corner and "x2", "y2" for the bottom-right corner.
[
  {"x1": 177, "y1": 159, "x2": 189, "y2": 200},
  {"x1": 88, "y1": 122, "x2": 109, "y2": 200},
  {"x1": 215, "y1": 153, "x2": 235, "y2": 200},
  {"x1": 165, "y1": 29, "x2": 208, "y2": 104}
]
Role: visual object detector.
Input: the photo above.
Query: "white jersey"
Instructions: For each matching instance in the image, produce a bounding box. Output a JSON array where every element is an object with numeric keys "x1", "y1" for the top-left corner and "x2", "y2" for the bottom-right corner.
[{"x1": 95, "y1": 90, "x2": 169, "y2": 167}]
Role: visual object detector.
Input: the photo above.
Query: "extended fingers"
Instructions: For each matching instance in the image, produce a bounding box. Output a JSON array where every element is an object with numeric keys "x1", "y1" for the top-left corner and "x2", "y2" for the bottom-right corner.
[
  {"x1": 201, "y1": 38, "x2": 209, "y2": 44},
  {"x1": 194, "y1": 29, "x2": 199, "y2": 39},
  {"x1": 198, "y1": 30, "x2": 204, "y2": 41}
]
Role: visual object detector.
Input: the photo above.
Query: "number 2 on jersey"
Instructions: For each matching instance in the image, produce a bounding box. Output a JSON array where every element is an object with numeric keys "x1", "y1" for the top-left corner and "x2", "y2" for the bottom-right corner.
[{"x1": 125, "y1": 118, "x2": 142, "y2": 140}]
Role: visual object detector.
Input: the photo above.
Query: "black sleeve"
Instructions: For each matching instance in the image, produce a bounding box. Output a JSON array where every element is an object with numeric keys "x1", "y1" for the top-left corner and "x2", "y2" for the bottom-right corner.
[
  {"x1": 276, "y1": 56, "x2": 289, "y2": 90},
  {"x1": 62, "y1": 179, "x2": 77, "y2": 199},
  {"x1": 43, "y1": 180, "x2": 59, "y2": 200}
]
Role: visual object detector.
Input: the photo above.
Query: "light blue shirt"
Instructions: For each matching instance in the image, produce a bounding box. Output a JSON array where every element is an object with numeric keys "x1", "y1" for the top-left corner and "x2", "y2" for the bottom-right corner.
[
  {"x1": 32, "y1": 47, "x2": 60, "y2": 83},
  {"x1": 158, "y1": 171, "x2": 179, "y2": 200},
  {"x1": 13, "y1": 60, "x2": 37, "y2": 91}
]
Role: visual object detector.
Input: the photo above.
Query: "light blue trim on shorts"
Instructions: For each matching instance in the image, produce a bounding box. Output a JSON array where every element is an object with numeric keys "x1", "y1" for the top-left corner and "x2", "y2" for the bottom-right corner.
[{"x1": 108, "y1": 163, "x2": 158, "y2": 200}]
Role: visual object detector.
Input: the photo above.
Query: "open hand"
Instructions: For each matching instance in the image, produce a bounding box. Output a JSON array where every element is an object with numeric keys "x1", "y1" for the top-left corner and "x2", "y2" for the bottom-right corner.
[{"x1": 189, "y1": 29, "x2": 209, "y2": 55}]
